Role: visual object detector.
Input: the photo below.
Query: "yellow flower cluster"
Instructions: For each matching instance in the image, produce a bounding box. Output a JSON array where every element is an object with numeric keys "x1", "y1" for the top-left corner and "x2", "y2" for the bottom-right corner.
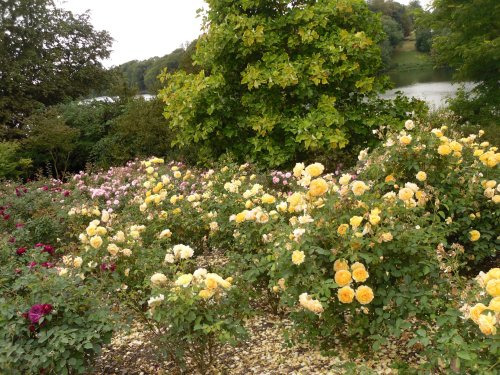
[
  {"x1": 333, "y1": 260, "x2": 373, "y2": 304},
  {"x1": 481, "y1": 179, "x2": 499, "y2": 204},
  {"x1": 299, "y1": 292, "x2": 324, "y2": 314},
  {"x1": 150, "y1": 268, "x2": 233, "y2": 302},
  {"x1": 468, "y1": 268, "x2": 500, "y2": 335}
]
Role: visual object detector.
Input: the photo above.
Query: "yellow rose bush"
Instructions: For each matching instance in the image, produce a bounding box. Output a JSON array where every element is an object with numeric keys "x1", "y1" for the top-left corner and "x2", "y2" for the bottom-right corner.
[{"x1": 147, "y1": 269, "x2": 248, "y2": 372}]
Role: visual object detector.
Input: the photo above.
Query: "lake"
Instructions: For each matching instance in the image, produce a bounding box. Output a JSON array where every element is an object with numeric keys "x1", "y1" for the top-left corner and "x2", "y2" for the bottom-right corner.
[
  {"x1": 381, "y1": 56, "x2": 472, "y2": 108},
  {"x1": 380, "y1": 81, "x2": 474, "y2": 109}
]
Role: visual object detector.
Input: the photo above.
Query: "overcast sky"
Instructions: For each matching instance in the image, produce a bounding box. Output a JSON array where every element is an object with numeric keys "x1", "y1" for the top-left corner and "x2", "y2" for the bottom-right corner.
[
  {"x1": 57, "y1": 0, "x2": 206, "y2": 67},
  {"x1": 57, "y1": 0, "x2": 432, "y2": 68}
]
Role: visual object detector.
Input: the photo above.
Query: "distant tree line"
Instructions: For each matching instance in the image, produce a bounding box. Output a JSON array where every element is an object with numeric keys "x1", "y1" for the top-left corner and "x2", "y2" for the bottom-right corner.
[
  {"x1": 367, "y1": 0, "x2": 432, "y2": 69},
  {"x1": 115, "y1": 40, "x2": 200, "y2": 94}
]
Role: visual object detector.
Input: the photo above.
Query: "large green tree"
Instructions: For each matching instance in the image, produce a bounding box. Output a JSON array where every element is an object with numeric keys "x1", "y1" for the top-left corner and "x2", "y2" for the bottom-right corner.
[
  {"x1": 0, "y1": 0, "x2": 113, "y2": 137},
  {"x1": 431, "y1": 0, "x2": 499, "y2": 116},
  {"x1": 160, "y1": 0, "x2": 391, "y2": 166}
]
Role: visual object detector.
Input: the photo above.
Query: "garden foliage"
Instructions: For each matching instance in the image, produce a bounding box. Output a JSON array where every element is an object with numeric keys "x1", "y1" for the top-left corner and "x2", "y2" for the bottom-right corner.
[{"x1": 0, "y1": 117, "x2": 499, "y2": 373}]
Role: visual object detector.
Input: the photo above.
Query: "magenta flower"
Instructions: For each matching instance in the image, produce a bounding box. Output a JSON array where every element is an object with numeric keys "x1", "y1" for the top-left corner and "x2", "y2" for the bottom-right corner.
[
  {"x1": 16, "y1": 247, "x2": 27, "y2": 256},
  {"x1": 41, "y1": 245, "x2": 55, "y2": 256},
  {"x1": 27, "y1": 304, "x2": 53, "y2": 324}
]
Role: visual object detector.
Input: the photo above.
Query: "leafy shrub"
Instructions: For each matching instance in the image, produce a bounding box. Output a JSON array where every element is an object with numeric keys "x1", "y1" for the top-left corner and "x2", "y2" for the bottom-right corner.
[
  {"x1": 0, "y1": 141, "x2": 32, "y2": 180},
  {"x1": 146, "y1": 269, "x2": 249, "y2": 372},
  {"x1": 159, "y1": 0, "x2": 407, "y2": 167},
  {"x1": 0, "y1": 243, "x2": 117, "y2": 374}
]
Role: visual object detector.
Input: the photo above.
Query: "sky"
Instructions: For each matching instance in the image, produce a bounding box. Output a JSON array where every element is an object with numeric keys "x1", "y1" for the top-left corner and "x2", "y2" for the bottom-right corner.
[
  {"x1": 57, "y1": 0, "x2": 206, "y2": 67},
  {"x1": 57, "y1": 0, "x2": 433, "y2": 68}
]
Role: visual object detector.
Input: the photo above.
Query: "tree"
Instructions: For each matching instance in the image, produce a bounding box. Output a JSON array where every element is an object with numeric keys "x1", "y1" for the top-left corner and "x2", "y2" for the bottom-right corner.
[
  {"x1": 160, "y1": 0, "x2": 390, "y2": 167},
  {"x1": 0, "y1": 0, "x2": 113, "y2": 137},
  {"x1": 431, "y1": 0, "x2": 499, "y2": 117},
  {"x1": 22, "y1": 108, "x2": 79, "y2": 179},
  {"x1": 0, "y1": 141, "x2": 32, "y2": 179}
]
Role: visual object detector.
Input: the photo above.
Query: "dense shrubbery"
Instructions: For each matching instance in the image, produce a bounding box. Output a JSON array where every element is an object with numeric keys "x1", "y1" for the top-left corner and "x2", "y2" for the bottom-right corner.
[{"x1": 0, "y1": 117, "x2": 498, "y2": 373}]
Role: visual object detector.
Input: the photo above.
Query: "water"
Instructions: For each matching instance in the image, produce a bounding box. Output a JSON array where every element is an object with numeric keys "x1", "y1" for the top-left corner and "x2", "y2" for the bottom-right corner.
[{"x1": 380, "y1": 81, "x2": 474, "y2": 109}]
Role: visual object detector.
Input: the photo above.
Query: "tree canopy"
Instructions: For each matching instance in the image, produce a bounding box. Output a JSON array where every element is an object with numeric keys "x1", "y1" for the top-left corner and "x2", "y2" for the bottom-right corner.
[
  {"x1": 0, "y1": 0, "x2": 113, "y2": 137},
  {"x1": 159, "y1": 0, "x2": 395, "y2": 167},
  {"x1": 431, "y1": 0, "x2": 499, "y2": 104}
]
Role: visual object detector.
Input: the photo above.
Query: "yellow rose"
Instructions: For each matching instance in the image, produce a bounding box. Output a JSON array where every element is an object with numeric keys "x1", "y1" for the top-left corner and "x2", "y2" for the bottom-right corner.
[
  {"x1": 416, "y1": 171, "x2": 427, "y2": 182},
  {"x1": 492, "y1": 195, "x2": 500, "y2": 204},
  {"x1": 338, "y1": 286, "x2": 355, "y2": 304},
  {"x1": 89, "y1": 235, "x2": 103, "y2": 249},
  {"x1": 385, "y1": 174, "x2": 396, "y2": 183},
  {"x1": 350, "y1": 262, "x2": 365, "y2": 271},
  {"x1": 437, "y1": 144, "x2": 452, "y2": 156},
  {"x1": 355, "y1": 285, "x2": 374, "y2": 304},
  {"x1": 398, "y1": 188, "x2": 414, "y2": 201},
  {"x1": 107, "y1": 243, "x2": 119, "y2": 256},
  {"x1": 339, "y1": 174, "x2": 351, "y2": 186},
  {"x1": 146, "y1": 166, "x2": 154, "y2": 174},
  {"x1": 150, "y1": 273, "x2": 168, "y2": 286},
  {"x1": 205, "y1": 277, "x2": 218, "y2": 290},
  {"x1": 235, "y1": 212, "x2": 246, "y2": 223},
  {"x1": 333, "y1": 259, "x2": 349, "y2": 272},
  {"x1": 261, "y1": 193, "x2": 276, "y2": 204},
  {"x1": 349, "y1": 216, "x2": 363, "y2": 228},
  {"x1": 305, "y1": 163, "x2": 324, "y2": 177},
  {"x1": 431, "y1": 128, "x2": 443, "y2": 137},
  {"x1": 449, "y1": 141, "x2": 463, "y2": 152},
  {"x1": 335, "y1": 270, "x2": 352, "y2": 287},
  {"x1": 173, "y1": 171, "x2": 182, "y2": 178},
  {"x1": 486, "y1": 268, "x2": 500, "y2": 280},
  {"x1": 292, "y1": 250, "x2": 305, "y2": 265},
  {"x1": 380, "y1": 232, "x2": 393, "y2": 242},
  {"x1": 293, "y1": 162, "x2": 305, "y2": 178},
  {"x1": 399, "y1": 135, "x2": 412, "y2": 145},
  {"x1": 486, "y1": 279, "x2": 500, "y2": 297},
  {"x1": 469, "y1": 230, "x2": 481, "y2": 242},
  {"x1": 175, "y1": 274, "x2": 193, "y2": 287},
  {"x1": 470, "y1": 303, "x2": 487, "y2": 323},
  {"x1": 488, "y1": 297, "x2": 500, "y2": 312},
  {"x1": 478, "y1": 313, "x2": 497, "y2": 335},
  {"x1": 309, "y1": 178, "x2": 329, "y2": 197},
  {"x1": 199, "y1": 289, "x2": 214, "y2": 299},
  {"x1": 369, "y1": 214, "x2": 380, "y2": 225},
  {"x1": 86, "y1": 225, "x2": 97, "y2": 236},
  {"x1": 96, "y1": 226, "x2": 107, "y2": 236},
  {"x1": 73, "y1": 257, "x2": 83, "y2": 268},
  {"x1": 352, "y1": 267, "x2": 369, "y2": 283},
  {"x1": 337, "y1": 224, "x2": 349, "y2": 236},
  {"x1": 351, "y1": 181, "x2": 369, "y2": 196}
]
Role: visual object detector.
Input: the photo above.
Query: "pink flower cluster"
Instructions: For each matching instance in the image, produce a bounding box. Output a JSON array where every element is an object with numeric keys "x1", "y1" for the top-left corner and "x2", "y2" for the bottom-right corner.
[
  {"x1": 73, "y1": 161, "x2": 142, "y2": 207},
  {"x1": 271, "y1": 170, "x2": 292, "y2": 186}
]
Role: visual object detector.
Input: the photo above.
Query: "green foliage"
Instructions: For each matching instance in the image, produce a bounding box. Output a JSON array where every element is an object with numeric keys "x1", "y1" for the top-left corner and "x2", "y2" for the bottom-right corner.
[
  {"x1": 117, "y1": 40, "x2": 199, "y2": 93},
  {"x1": 368, "y1": 0, "x2": 413, "y2": 37},
  {"x1": 431, "y1": 0, "x2": 500, "y2": 120},
  {"x1": 160, "y1": 0, "x2": 397, "y2": 167},
  {"x1": 0, "y1": 141, "x2": 31, "y2": 180},
  {"x1": 22, "y1": 108, "x2": 79, "y2": 179},
  {"x1": 381, "y1": 15, "x2": 404, "y2": 47},
  {"x1": 0, "y1": 0, "x2": 113, "y2": 136},
  {"x1": 57, "y1": 100, "x2": 124, "y2": 172},
  {"x1": 148, "y1": 272, "x2": 249, "y2": 372},
  {"x1": 92, "y1": 99, "x2": 173, "y2": 168},
  {"x1": 0, "y1": 246, "x2": 117, "y2": 374}
]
